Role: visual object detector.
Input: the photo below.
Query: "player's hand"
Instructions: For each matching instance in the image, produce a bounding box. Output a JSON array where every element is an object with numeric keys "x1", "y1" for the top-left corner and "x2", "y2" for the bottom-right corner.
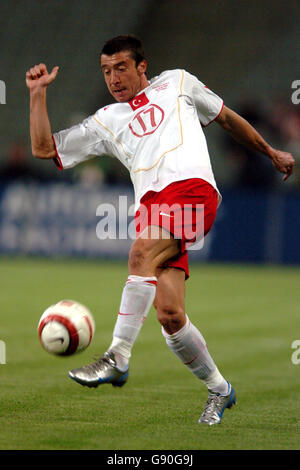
[
  {"x1": 26, "y1": 63, "x2": 59, "y2": 91},
  {"x1": 270, "y1": 149, "x2": 295, "y2": 181}
]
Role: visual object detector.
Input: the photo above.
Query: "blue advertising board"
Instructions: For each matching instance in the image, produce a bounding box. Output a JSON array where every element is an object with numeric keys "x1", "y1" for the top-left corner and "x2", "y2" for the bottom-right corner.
[{"x1": 0, "y1": 182, "x2": 299, "y2": 264}]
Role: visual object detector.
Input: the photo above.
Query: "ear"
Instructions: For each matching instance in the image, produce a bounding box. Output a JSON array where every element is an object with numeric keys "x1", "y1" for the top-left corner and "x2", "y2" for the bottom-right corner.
[{"x1": 137, "y1": 59, "x2": 147, "y2": 75}]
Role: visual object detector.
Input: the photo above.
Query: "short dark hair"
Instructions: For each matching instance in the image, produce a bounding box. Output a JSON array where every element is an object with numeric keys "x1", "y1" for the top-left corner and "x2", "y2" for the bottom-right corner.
[{"x1": 101, "y1": 35, "x2": 146, "y2": 66}]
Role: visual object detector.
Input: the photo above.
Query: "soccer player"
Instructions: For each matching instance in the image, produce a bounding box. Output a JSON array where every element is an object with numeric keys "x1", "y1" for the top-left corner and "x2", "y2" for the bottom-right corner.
[{"x1": 26, "y1": 35, "x2": 295, "y2": 425}]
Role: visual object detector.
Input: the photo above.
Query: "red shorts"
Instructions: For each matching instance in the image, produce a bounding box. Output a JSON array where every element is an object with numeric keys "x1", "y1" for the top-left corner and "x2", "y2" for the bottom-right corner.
[{"x1": 134, "y1": 178, "x2": 218, "y2": 279}]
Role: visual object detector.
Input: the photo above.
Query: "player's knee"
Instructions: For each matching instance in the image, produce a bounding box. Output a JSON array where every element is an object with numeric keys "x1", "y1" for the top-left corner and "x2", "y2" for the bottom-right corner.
[
  {"x1": 155, "y1": 304, "x2": 185, "y2": 334},
  {"x1": 128, "y1": 246, "x2": 144, "y2": 271},
  {"x1": 128, "y1": 238, "x2": 151, "y2": 272}
]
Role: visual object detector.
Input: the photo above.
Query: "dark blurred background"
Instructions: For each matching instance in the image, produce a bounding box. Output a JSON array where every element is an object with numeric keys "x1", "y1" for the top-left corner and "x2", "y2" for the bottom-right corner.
[{"x1": 0, "y1": 0, "x2": 299, "y2": 263}]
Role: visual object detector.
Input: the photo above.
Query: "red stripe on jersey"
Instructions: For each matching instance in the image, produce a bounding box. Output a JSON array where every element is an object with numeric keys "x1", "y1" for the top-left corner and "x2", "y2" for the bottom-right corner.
[
  {"x1": 202, "y1": 101, "x2": 224, "y2": 127},
  {"x1": 52, "y1": 135, "x2": 63, "y2": 170}
]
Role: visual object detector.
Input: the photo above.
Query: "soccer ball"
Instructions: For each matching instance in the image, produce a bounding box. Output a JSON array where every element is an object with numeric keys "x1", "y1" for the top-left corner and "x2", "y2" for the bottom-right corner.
[{"x1": 38, "y1": 299, "x2": 95, "y2": 356}]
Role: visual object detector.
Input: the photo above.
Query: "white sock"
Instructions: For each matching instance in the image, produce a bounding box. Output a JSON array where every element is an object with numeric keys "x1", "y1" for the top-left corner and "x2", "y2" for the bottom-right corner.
[
  {"x1": 108, "y1": 275, "x2": 157, "y2": 370},
  {"x1": 162, "y1": 315, "x2": 229, "y2": 395}
]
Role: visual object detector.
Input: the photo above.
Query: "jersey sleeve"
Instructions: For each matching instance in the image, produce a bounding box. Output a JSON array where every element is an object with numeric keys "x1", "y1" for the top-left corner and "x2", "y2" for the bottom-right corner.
[
  {"x1": 52, "y1": 114, "x2": 111, "y2": 170},
  {"x1": 181, "y1": 70, "x2": 224, "y2": 126}
]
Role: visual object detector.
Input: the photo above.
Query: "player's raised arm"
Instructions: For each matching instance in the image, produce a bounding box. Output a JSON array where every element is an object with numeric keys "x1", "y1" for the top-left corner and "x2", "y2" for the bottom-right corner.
[
  {"x1": 26, "y1": 63, "x2": 59, "y2": 159},
  {"x1": 215, "y1": 105, "x2": 295, "y2": 181}
]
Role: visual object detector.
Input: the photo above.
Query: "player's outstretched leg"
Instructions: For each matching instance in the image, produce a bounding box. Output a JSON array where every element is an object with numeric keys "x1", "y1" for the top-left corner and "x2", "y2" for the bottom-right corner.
[
  {"x1": 69, "y1": 274, "x2": 157, "y2": 387},
  {"x1": 69, "y1": 227, "x2": 179, "y2": 389}
]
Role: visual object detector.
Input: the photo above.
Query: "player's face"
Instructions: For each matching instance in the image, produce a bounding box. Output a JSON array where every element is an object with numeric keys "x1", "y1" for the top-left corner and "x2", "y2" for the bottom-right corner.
[{"x1": 100, "y1": 51, "x2": 148, "y2": 103}]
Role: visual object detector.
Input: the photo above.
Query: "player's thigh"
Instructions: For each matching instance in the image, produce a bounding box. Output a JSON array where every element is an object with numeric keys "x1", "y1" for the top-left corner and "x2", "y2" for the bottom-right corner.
[
  {"x1": 129, "y1": 225, "x2": 180, "y2": 273},
  {"x1": 154, "y1": 267, "x2": 186, "y2": 333}
]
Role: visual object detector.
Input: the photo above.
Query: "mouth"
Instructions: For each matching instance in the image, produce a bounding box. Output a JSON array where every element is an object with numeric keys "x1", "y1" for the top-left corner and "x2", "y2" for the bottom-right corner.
[{"x1": 113, "y1": 88, "x2": 127, "y2": 99}]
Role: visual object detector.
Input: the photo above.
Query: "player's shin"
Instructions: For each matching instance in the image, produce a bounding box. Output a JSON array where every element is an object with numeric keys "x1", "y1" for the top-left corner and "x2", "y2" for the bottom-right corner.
[
  {"x1": 162, "y1": 315, "x2": 229, "y2": 395},
  {"x1": 108, "y1": 275, "x2": 157, "y2": 370}
]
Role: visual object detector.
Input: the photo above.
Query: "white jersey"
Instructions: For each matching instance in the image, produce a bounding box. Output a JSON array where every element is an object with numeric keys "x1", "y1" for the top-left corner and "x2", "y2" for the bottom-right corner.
[{"x1": 53, "y1": 69, "x2": 224, "y2": 211}]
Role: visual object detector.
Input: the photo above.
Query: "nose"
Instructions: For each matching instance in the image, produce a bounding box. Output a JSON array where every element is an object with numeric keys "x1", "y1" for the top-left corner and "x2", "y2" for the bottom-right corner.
[{"x1": 110, "y1": 70, "x2": 120, "y2": 87}]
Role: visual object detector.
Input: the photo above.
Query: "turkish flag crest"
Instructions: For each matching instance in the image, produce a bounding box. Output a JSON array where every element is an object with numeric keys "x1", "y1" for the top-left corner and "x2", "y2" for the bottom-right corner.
[{"x1": 129, "y1": 92, "x2": 149, "y2": 111}]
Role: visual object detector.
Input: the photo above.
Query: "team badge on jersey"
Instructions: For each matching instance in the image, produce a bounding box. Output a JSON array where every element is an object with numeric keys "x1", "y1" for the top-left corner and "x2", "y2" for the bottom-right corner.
[{"x1": 129, "y1": 92, "x2": 149, "y2": 111}]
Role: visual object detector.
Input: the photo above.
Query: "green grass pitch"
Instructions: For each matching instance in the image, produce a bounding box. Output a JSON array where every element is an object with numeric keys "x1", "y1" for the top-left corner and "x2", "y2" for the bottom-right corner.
[{"x1": 0, "y1": 257, "x2": 299, "y2": 450}]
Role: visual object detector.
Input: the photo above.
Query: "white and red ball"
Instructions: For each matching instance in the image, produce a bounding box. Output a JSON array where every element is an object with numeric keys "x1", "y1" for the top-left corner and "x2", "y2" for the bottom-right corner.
[{"x1": 38, "y1": 300, "x2": 95, "y2": 356}]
